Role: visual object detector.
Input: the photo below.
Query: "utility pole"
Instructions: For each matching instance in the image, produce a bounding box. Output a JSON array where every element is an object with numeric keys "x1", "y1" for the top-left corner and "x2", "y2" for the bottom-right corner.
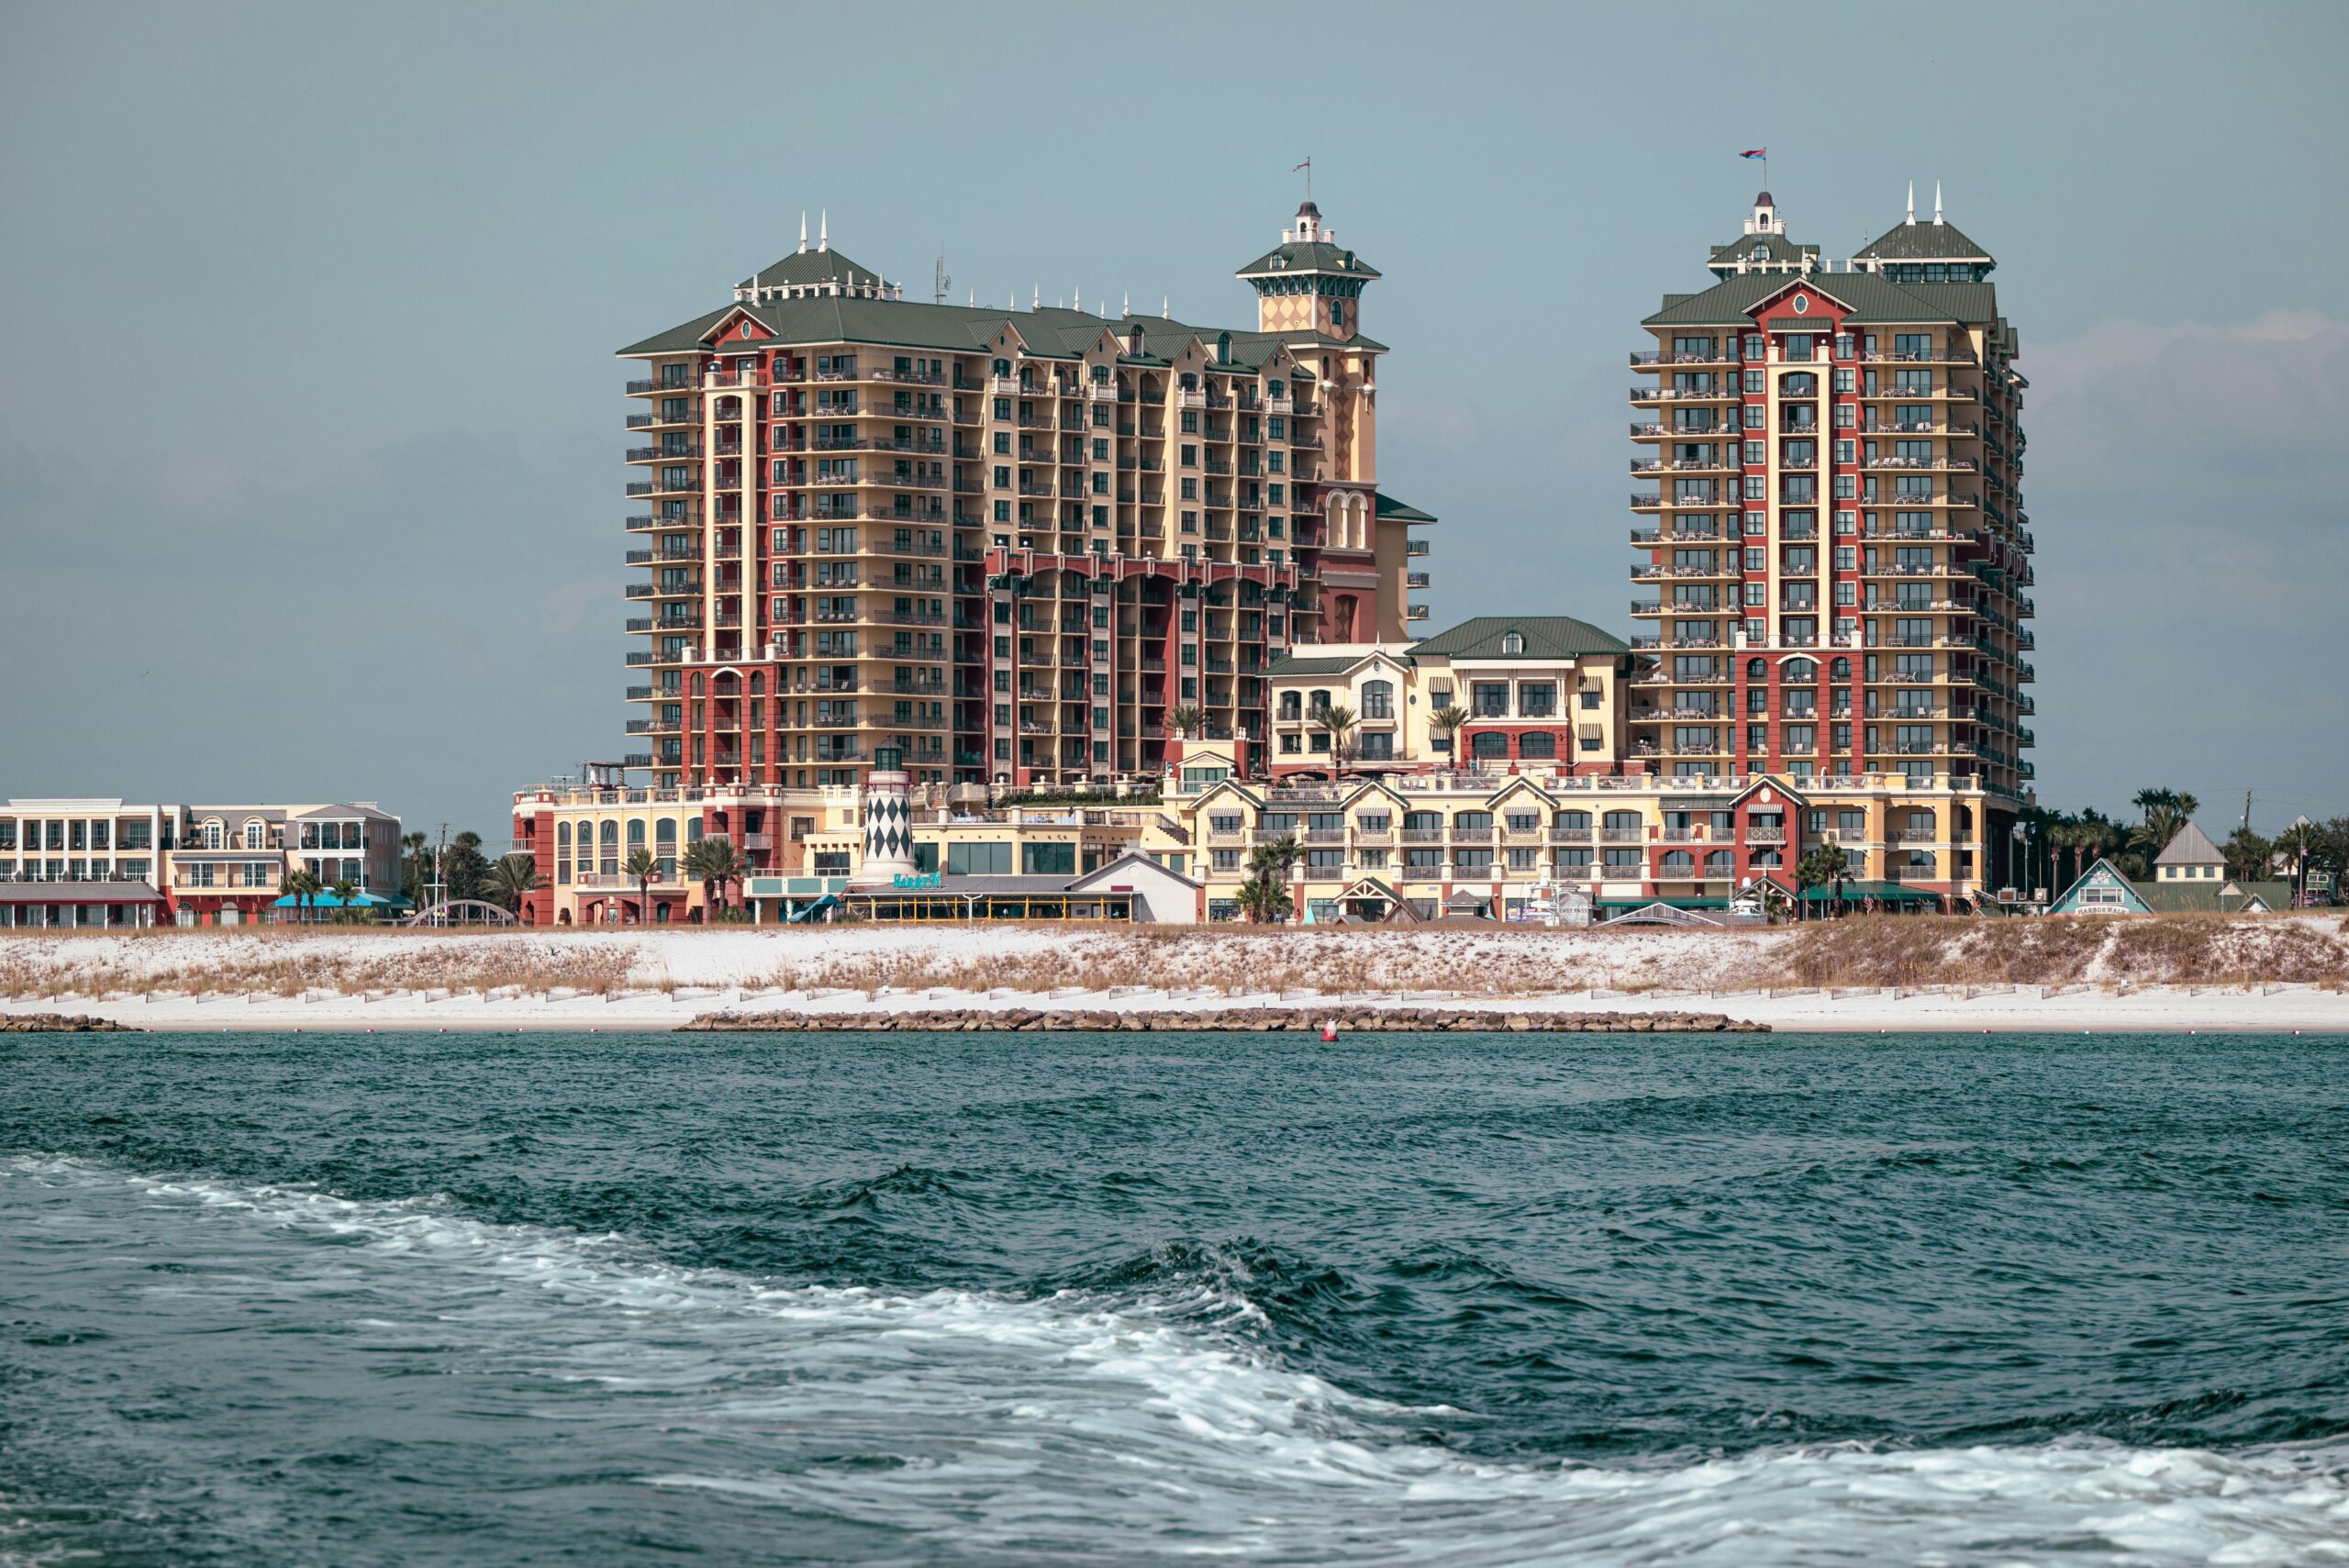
[
  {"x1": 2243, "y1": 790, "x2": 2253, "y2": 834},
  {"x1": 435, "y1": 822, "x2": 450, "y2": 926}
]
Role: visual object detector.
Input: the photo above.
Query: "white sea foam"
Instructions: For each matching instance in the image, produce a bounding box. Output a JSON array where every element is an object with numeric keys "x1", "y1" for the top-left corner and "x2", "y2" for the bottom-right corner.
[{"x1": 10, "y1": 1153, "x2": 2349, "y2": 1566}]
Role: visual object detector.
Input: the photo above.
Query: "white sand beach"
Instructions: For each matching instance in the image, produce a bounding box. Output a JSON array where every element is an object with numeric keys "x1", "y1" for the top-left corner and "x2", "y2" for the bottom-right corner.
[{"x1": 3, "y1": 922, "x2": 2346, "y2": 1033}]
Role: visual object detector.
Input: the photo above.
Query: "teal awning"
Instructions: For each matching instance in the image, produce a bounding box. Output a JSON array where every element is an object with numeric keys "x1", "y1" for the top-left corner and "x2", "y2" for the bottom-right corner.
[{"x1": 269, "y1": 891, "x2": 415, "y2": 909}]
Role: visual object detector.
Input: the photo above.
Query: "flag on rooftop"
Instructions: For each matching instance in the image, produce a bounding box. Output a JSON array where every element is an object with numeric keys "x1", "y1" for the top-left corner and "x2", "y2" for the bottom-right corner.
[{"x1": 1740, "y1": 148, "x2": 1767, "y2": 160}]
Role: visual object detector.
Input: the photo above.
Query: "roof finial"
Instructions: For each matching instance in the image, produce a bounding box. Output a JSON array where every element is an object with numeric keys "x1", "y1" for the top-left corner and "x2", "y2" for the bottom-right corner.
[
  {"x1": 967, "y1": 288, "x2": 974, "y2": 306},
  {"x1": 1032, "y1": 284, "x2": 1040, "y2": 309},
  {"x1": 1163, "y1": 295, "x2": 1170, "y2": 317},
  {"x1": 1934, "y1": 181, "x2": 1943, "y2": 225},
  {"x1": 818, "y1": 210, "x2": 829, "y2": 251},
  {"x1": 1121, "y1": 290, "x2": 1130, "y2": 317},
  {"x1": 1906, "y1": 182, "x2": 1915, "y2": 227},
  {"x1": 798, "y1": 211, "x2": 807, "y2": 254}
]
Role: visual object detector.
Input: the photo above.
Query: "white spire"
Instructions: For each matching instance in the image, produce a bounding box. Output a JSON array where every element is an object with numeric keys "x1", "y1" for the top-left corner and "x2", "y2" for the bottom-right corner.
[
  {"x1": 798, "y1": 212, "x2": 807, "y2": 253},
  {"x1": 1934, "y1": 181, "x2": 1943, "y2": 224},
  {"x1": 967, "y1": 288, "x2": 974, "y2": 306},
  {"x1": 818, "y1": 210, "x2": 829, "y2": 251},
  {"x1": 1163, "y1": 295, "x2": 1170, "y2": 317},
  {"x1": 1906, "y1": 183, "x2": 1915, "y2": 227}
]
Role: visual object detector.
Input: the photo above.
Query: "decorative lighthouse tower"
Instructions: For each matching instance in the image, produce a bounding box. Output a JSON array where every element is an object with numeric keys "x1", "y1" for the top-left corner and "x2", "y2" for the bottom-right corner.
[{"x1": 857, "y1": 746, "x2": 918, "y2": 884}]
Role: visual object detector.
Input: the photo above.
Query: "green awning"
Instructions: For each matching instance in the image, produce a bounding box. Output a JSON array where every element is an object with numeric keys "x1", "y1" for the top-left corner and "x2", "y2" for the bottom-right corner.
[{"x1": 1798, "y1": 881, "x2": 1943, "y2": 904}]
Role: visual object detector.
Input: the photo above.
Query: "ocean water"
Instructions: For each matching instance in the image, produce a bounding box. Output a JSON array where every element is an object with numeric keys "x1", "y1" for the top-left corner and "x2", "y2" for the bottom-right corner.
[{"x1": 2, "y1": 1030, "x2": 2345, "y2": 1566}]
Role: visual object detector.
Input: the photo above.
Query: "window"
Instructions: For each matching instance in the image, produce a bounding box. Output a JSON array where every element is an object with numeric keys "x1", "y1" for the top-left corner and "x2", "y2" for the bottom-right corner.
[
  {"x1": 1518, "y1": 732, "x2": 1556, "y2": 760},
  {"x1": 1501, "y1": 631, "x2": 1525, "y2": 655}
]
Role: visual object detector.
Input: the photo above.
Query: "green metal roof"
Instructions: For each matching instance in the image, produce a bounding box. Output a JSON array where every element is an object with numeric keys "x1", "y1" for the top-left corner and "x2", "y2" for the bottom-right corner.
[
  {"x1": 1234, "y1": 239, "x2": 1381, "y2": 280},
  {"x1": 1264, "y1": 651, "x2": 1408, "y2": 678},
  {"x1": 1642, "y1": 269, "x2": 2000, "y2": 329},
  {"x1": 1707, "y1": 232, "x2": 1820, "y2": 270},
  {"x1": 619, "y1": 290, "x2": 1387, "y2": 364},
  {"x1": 1375, "y1": 492, "x2": 1437, "y2": 523},
  {"x1": 1854, "y1": 217, "x2": 1995, "y2": 266},
  {"x1": 1409, "y1": 616, "x2": 1629, "y2": 660},
  {"x1": 738, "y1": 247, "x2": 885, "y2": 293}
]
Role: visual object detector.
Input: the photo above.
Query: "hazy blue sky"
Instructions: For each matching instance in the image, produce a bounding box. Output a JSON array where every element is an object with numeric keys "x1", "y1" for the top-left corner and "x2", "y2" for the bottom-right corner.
[{"x1": 4, "y1": 1, "x2": 2345, "y2": 839}]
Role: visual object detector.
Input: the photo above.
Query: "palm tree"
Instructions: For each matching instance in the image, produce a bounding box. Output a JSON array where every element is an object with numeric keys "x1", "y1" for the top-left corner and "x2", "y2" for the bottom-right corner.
[
  {"x1": 2132, "y1": 805, "x2": 2187, "y2": 859},
  {"x1": 1429, "y1": 705, "x2": 1467, "y2": 764},
  {"x1": 284, "y1": 867, "x2": 323, "y2": 924},
  {"x1": 1315, "y1": 703, "x2": 1357, "y2": 771},
  {"x1": 2273, "y1": 821, "x2": 2322, "y2": 900},
  {"x1": 2222, "y1": 826, "x2": 2273, "y2": 884},
  {"x1": 487, "y1": 852, "x2": 541, "y2": 915},
  {"x1": 1239, "y1": 834, "x2": 1301, "y2": 925},
  {"x1": 2045, "y1": 822, "x2": 2084, "y2": 891},
  {"x1": 622, "y1": 846, "x2": 661, "y2": 925},
  {"x1": 1796, "y1": 844, "x2": 1848, "y2": 921},
  {"x1": 1164, "y1": 705, "x2": 1205, "y2": 740},
  {"x1": 682, "y1": 838, "x2": 744, "y2": 921},
  {"x1": 2132, "y1": 787, "x2": 2178, "y2": 817},
  {"x1": 401, "y1": 830, "x2": 429, "y2": 904}
]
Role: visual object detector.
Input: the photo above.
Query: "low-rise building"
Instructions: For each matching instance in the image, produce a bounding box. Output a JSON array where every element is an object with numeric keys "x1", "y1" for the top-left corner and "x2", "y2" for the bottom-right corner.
[
  {"x1": 0, "y1": 797, "x2": 402, "y2": 928},
  {"x1": 2050, "y1": 823, "x2": 2289, "y2": 915},
  {"x1": 1162, "y1": 740, "x2": 1986, "y2": 920}
]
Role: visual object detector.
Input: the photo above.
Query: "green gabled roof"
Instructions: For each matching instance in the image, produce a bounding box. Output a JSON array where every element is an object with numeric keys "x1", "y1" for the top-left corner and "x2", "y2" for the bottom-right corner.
[
  {"x1": 1409, "y1": 616, "x2": 1629, "y2": 660},
  {"x1": 618, "y1": 286, "x2": 1385, "y2": 364},
  {"x1": 1642, "y1": 268, "x2": 1999, "y2": 329},
  {"x1": 739, "y1": 248, "x2": 885, "y2": 293},
  {"x1": 1375, "y1": 492, "x2": 1437, "y2": 523},
  {"x1": 1854, "y1": 217, "x2": 1995, "y2": 266},
  {"x1": 1708, "y1": 232, "x2": 1820, "y2": 270},
  {"x1": 619, "y1": 304, "x2": 740, "y2": 357},
  {"x1": 2130, "y1": 880, "x2": 2291, "y2": 914},
  {"x1": 1235, "y1": 239, "x2": 1380, "y2": 280},
  {"x1": 1264, "y1": 650, "x2": 1412, "y2": 678}
]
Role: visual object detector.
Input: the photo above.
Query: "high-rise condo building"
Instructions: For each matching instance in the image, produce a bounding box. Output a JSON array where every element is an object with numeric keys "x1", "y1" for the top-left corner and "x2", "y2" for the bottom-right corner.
[
  {"x1": 617, "y1": 202, "x2": 1433, "y2": 793},
  {"x1": 1628, "y1": 185, "x2": 2035, "y2": 846}
]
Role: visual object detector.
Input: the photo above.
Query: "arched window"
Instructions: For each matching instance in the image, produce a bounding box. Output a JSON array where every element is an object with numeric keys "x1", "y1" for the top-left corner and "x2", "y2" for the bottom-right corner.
[
  {"x1": 1831, "y1": 657, "x2": 1851, "y2": 680},
  {"x1": 1501, "y1": 631, "x2": 1525, "y2": 655},
  {"x1": 627, "y1": 820, "x2": 647, "y2": 849},
  {"x1": 656, "y1": 819, "x2": 678, "y2": 878},
  {"x1": 1747, "y1": 659, "x2": 1767, "y2": 679},
  {"x1": 1784, "y1": 658, "x2": 1816, "y2": 683},
  {"x1": 598, "y1": 820, "x2": 618, "y2": 874},
  {"x1": 202, "y1": 818, "x2": 224, "y2": 850},
  {"x1": 690, "y1": 673, "x2": 705, "y2": 695},
  {"x1": 1471, "y1": 731, "x2": 1510, "y2": 760},
  {"x1": 686, "y1": 817, "x2": 704, "y2": 844},
  {"x1": 1706, "y1": 850, "x2": 1735, "y2": 876},
  {"x1": 243, "y1": 819, "x2": 267, "y2": 850},
  {"x1": 557, "y1": 822, "x2": 571, "y2": 851},
  {"x1": 1360, "y1": 680, "x2": 1393, "y2": 719},
  {"x1": 749, "y1": 672, "x2": 764, "y2": 695},
  {"x1": 1518, "y1": 731, "x2": 1556, "y2": 760},
  {"x1": 1662, "y1": 851, "x2": 1696, "y2": 874}
]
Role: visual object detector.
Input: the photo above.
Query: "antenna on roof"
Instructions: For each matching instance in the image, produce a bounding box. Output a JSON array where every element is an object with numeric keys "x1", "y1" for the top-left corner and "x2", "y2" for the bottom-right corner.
[{"x1": 934, "y1": 249, "x2": 951, "y2": 306}]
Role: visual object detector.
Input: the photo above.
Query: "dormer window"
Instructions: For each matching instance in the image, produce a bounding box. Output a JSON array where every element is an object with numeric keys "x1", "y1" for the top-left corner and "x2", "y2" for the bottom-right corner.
[{"x1": 1501, "y1": 631, "x2": 1525, "y2": 655}]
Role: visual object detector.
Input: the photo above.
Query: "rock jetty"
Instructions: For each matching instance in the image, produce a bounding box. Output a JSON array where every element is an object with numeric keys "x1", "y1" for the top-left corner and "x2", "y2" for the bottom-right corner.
[
  {"x1": 683, "y1": 1006, "x2": 1764, "y2": 1034},
  {"x1": 0, "y1": 1012, "x2": 131, "y2": 1033}
]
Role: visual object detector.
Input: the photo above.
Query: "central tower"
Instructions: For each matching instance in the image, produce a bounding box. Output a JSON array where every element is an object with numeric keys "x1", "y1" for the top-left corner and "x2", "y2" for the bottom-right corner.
[{"x1": 1235, "y1": 201, "x2": 1378, "y2": 341}]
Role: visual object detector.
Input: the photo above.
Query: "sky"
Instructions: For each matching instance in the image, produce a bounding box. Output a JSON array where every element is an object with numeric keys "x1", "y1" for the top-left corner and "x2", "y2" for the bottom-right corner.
[{"x1": 3, "y1": 0, "x2": 2345, "y2": 840}]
